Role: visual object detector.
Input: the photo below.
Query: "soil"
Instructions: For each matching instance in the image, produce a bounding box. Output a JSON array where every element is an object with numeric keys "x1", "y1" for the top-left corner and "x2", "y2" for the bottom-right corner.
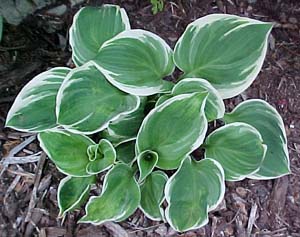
[{"x1": 0, "y1": 0, "x2": 300, "y2": 236}]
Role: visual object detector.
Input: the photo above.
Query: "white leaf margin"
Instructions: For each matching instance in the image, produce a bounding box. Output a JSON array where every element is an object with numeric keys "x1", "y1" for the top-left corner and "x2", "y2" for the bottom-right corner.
[
  {"x1": 69, "y1": 4, "x2": 131, "y2": 66},
  {"x1": 172, "y1": 78, "x2": 225, "y2": 120},
  {"x1": 138, "y1": 170, "x2": 168, "y2": 222},
  {"x1": 5, "y1": 67, "x2": 71, "y2": 133},
  {"x1": 205, "y1": 122, "x2": 268, "y2": 181},
  {"x1": 174, "y1": 14, "x2": 273, "y2": 99},
  {"x1": 57, "y1": 176, "x2": 93, "y2": 217},
  {"x1": 164, "y1": 157, "x2": 225, "y2": 232},
  {"x1": 226, "y1": 99, "x2": 290, "y2": 180},
  {"x1": 79, "y1": 164, "x2": 141, "y2": 225},
  {"x1": 38, "y1": 128, "x2": 95, "y2": 178},
  {"x1": 93, "y1": 29, "x2": 175, "y2": 96},
  {"x1": 56, "y1": 62, "x2": 141, "y2": 135},
  {"x1": 137, "y1": 150, "x2": 159, "y2": 183},
  {"x1": 136, "y1": 92, "x2": 208, "y2": 169},
  {"x1": 85, "y1": 139, "x2": 117, "y2": 175}
]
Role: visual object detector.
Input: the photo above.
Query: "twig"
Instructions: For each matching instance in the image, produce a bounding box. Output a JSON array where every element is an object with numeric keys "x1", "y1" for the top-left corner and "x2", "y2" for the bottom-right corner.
[
  {"x1": 0, "y1": 45, "x2": 27, "y2": 51},
  {"x1": 211, "y1": 216, "x2": 218, "y2": 237},
  {"x1": 24, "y1": 152, "x2": 47, "y2": 223},
  {"x1": 256, "y1": 227, "x2": 287, "y2": 235},
  {"x1": 247, "y1": 202, "x2": 258, "y2": 236},
  {"x1": 2, "y1": 152, "x2": 41, "y2": 165},
  {"x1": 228, "y1": 208, "x2": 241, "y2": 225},
  {"x1": 0, "y1": 135, "x2": 36, "y2": 176},
  {"x1": 4, "y1": 175, "x2": 21, "y2": 206},
  {"x1": 128, "y1": 223, "x2": 165, "y2": 233},
  {"x1": 5, "y1": 135, "x2": 36, "y2": 156},
  {"x1": 6, "y1": 168, "x2": 35, "y2": 179},
  {"x1": 103, "y1": 222, "x2": 128, "y2": 237}
]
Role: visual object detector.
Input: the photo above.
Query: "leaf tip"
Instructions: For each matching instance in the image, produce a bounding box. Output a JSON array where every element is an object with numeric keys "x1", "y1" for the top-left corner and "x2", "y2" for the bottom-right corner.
[{"x1": 77, "y1": 215, "x2": 90, "y2": 224}]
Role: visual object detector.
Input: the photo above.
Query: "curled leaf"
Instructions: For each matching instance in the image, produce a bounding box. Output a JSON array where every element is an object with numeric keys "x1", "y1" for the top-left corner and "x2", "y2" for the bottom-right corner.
[
  {"x1": 140, "y1": 171, "x2": 168, "y2": 221},
  {"x1": 137, "y1": 92, "x2": 208, "y2": 170},
  {"x1": 38, "y1": 130, "x2": 94, "y2": 177},
  {"x1": 58, "y1": 175, "x2": 96, "y2": 217},
  {"x1": 137, "y1": 150, "x2": 158, "y2": 182},
  {"x1": 86, "y1": 139, "x2": 116, "y2": 175},
  {"x1": 223, "y1": 99, "x2": 290, "y2": 179},
  {"x1": 79, "y1": 163, "x2": 140, "y2": 224}
]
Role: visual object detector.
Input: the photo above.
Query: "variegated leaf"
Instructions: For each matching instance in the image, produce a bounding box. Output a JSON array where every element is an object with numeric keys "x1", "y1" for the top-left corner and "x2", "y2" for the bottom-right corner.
[
  {"x1": 174, "y1": 14, "x2": 272, "y2": 98},
  {"x1": 58, "y1": 175, "x2": 96, "y2": 217},
  {"x1": 70, "y1": 5, "x2": 130, "y2": 66},
  {"x1": 156, "y1": 78, "x2": 225, "y2": 121},
  {"x1": 204, "y1": 122, "x2": 267, "y2": 181},
  {"x1": 79, "y1": 163, "x2": 140, "y2": 224},
  {"x1": 38, "y1": 130, "x2": 94, "y2": 177},
  {"x1": 56, "y1": 63, "x2": 139, "y2": 134},
  {"x1": 86, "y1": 139, "x2": 116, "y2": 175},
  {"x1": 93, "y1": 29, "x2": 175, "y2": 96},
  {"x1": 137, "y1": 92, "x2": 208, "y2": 170},
  {"x1": 6, "y1": 67, "x2": 70, "y2": 132},
  {"x1": 137, "y1": 150, "x2": 158, "y2": 182},
  {"x1": 165, "y1": 157, "x2": 225, "y2": 232},
  {"x1": 140, "y1": 171, "x2": 168, "y2": 221},
  {"x1": 223, "y1": 99, "x2": 290, "y2": 179}
]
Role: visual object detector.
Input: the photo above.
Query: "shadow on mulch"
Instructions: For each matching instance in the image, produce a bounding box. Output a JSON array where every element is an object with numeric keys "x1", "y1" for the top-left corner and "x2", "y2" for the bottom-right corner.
[{"x1": 0, "y1": 0, "x2": 300, "y2": 236}]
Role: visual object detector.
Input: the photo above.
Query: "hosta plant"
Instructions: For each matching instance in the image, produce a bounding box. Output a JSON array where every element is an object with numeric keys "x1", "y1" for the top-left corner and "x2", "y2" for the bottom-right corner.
[{"x1": 6, "y1": 5, "x2": 290, "y2": 232}]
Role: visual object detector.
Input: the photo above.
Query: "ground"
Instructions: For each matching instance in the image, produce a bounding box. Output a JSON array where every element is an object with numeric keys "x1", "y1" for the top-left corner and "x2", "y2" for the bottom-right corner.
[{"x1": 0, "y1": 0, "x2": 299, "y2": 236}]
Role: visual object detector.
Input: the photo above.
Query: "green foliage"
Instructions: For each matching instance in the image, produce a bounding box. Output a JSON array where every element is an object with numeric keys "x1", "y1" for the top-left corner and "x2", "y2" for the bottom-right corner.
[
  {"x1": 6, "y1": 5, "x2": 290, "y2": 233},
  {"x1": 150, "y1": 0, "x2": 164, "y2": 14}
]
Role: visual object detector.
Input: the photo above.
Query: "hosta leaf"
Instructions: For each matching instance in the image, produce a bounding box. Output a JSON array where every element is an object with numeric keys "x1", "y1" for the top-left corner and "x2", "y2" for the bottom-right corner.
[
  {"x1": 156, "y1": 78, "x2": 225, "y2": 121},
  {"x1": 115, "y1": 140, "x2": 136, "y2": 164},
  {"x1": 93, "y1": 29, "x2": 175, "y2": 96},
  {"x1": 137, "y1": 150, "x2": 158, "y2": 182},
  {"x1": 137, "y1": 92, "x2": 208, "y2": 170},
  {"x1": 204, "y1": 122, "x2": 267, "y2": 181},
  {"x1": 104, "y1": 97, "x2": 147, "y2": 144},
  {"x1": 174, "y1": 14, "x2": 272, "y2": 99},
  {"x1": 38, "y1": 130, "x2": 94, "y2": 176},
  {"x1": 165, "y1": 157, "x2": 225, "y2": 232},
  {"x1": 155, "y1": 94, "x2": 172, "y2": 107},
  {"x1": 58, "y1": 175, "x2": 96, "y2": 217},
  {"x1": 6, "y1": 67, "x2": 70, "y2": 132},
  {"x1": 70, "y1": 5, "x2": 130, "y2": 66},
  {"x1": 79, "y1": 163, "x2": 140, "y2": 224},
  {"x1": 86, "y1": 139, "x2": 116, "y2": 175},
  {"x1": 57, "y1": 63, "x2": 139, "y2": 134},
  {"x1": 140, "y1": 171, "x2": 168, "y2": 221},
  {"x1": 223, "y1": 99, "x2": 290, "y2": 179}
]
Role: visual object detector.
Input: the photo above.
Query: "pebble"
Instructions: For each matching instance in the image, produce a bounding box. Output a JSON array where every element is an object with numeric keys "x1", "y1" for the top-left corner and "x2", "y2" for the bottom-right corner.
[
  {"x1": 236, "y1": 187, "x2": 248, "y2": 198},
  {"x1": 155, "y1": 224, "x2": 168, "y2": 236},
  {"x1": 70, "y1": 0, "x2": 85, "y2": 7},
  {"x1": 289, "y1": 17, "x2": 298, "y2": 24},
  {"x1": 46, "y1": 4, "x2": 67, "y2": 16}
]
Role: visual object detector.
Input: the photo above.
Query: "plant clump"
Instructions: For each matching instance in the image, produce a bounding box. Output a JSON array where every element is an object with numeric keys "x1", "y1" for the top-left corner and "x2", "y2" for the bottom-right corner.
[{"x1": 5, "y1": 5, "x2": 290, "y2": 232}]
